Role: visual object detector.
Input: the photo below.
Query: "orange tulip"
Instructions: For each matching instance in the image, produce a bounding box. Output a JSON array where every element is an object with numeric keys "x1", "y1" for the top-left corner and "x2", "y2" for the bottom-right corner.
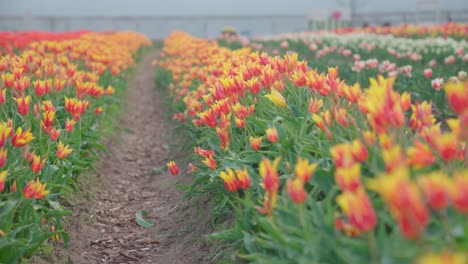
[
  {"x1": 259, "y1": 157, "x2": 281, "y2": 192},
  {"x1": 433, "y1": 133, "x2": 458, "y2": 162},
  {"x1": 30, "y1": 154, "x2": 46, "y2": 173},
  {"x1": 0, "y1": 170, "x2": 7, "y2": 192},
  {"x1": 56, "y1": 141, "x2": 73, "y2": 159},
  {"x1": 13, "y1": 96, "x2": 31, "y2": 116},
  {"x1": 64, "y1": 118, "x2": 76, "y2": 132},
  {"x1": 1, "y1": 73, "x2": 14, "y2": 88},
  {"x1": 335, "y1": 163, "x2": 362, "y2": 192},
  {"x1": 12, "y1": 127, "x2": 34, "y2": 147},
  {"x1": 94, "y1": 106, "x2": 103, "y2": 114},
  {"x1": 0, "y1": 148, "x2": 6, "y2": 168},
  {"x1": 409, "y1": 101, "x2": 435, "y2": 132},
  {"x1": 41, "y1": 100, "x2": 56, "y2": 112},
  {"x1": 202, "y1": 156, "x2": 217, "y2": 170},
  {"x1": 350, "y1": 139, "x2": 368, "y2": 163},
  {"x1": 450, "y1": 170, "x2": 468, "y2": 214},
  {"x1": 286, "y1": 178, "x2": 307, "y2": 204},
  {"x1": 0, "y1": 122, "x2": 9, "y2": 148},
  {"x1": 249, "y1": 136, "x2": 262, "y2": 151},
  {"x1": 336, "y1": 188, "x2": 377, "y2": 232},
  {"x1": 216, "y1": 127, "x2": 230, "y2": 150},
  {"x1": 294, "y1": 157, "x2": 318, "y2": 183},
  {"x1": 407, "y1": 141, "x2": 436, "y2": 168},
  {"x1": 33, "y1": 80, "x2": 47, "y2": 97},
  {"x1": 266, "y1": 127, "x2": 278, "y2": 143},
  {"x1": 23, "y1": 178, "x2": 50, "y2": 199},
  {"x1": 219, "y1": 169, "x2": 239, "y2": 192},
  {"x1": 167, "y1": 161, "x2": 179, "y2": 175},
  {"x1": 308, "y1": 97, "x2": 323, "y2": 114},
  {"x1": 42, "y1": 110, "x2": 55, "y2": 128},
  {"x1": 0, "y1": 89, "x2": 5, "y2": 104},
  {"x1": 194, "y1": 147, "x2": 214, "y2": 158},
  {"x1": 235, "y1": 168, "x2": 251, "y2": 189},
  {"x1": 417, "y1": 172, "x2": 450, "y2": 211},
  {"x1": 444, "y1": 81, "x2": 468, "y2": 115},
  {"x1": 367, "y1": 168, "x2": 429, "y2": 239},
  {"x1": 264, "y1": 88, "x2": 286, "y2": 108},
  {"x1": 50, "y1": 128, "x2": 60, "y2": 141},
  {"x1": 417, "y1": 251, "x2": 467, "y2": 264}
]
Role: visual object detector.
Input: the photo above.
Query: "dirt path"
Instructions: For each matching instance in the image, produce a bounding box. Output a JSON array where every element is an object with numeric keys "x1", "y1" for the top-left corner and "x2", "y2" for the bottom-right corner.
[{"x1": 37, "y1": 50, "x2": 213, "y2": 263}]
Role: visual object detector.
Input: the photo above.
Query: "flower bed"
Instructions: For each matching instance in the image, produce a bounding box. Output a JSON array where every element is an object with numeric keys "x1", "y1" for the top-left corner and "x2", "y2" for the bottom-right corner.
[
  {"x1": 0, "y1": 31, "x2": 151, "y2": 262},
  {"x1": 156, "y1": 31, "x2": 467, "y2": 263}
]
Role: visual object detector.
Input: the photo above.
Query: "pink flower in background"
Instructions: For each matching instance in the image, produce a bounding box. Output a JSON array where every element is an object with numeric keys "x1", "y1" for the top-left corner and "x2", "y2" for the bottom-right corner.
[
  {"x1": 408, "y1": 52, "x2": 422, "y2": 61},
  {"x1": 423, "y1": 69, "x2": 433, "y2": 79},
  {"x1": 309, "y1": 43, "x2": 317, "y2": 51},
  {"x1": 388, "y1": 71, "x2": 399, "y2": 78},
  {"x1": 239, "y1": 36, "x2": 250, "y2": 46},
  {"x1": 353, "y1": 54, "x2": 361, "y2": 61},
  {"x1": 352, "y1": 61, "x2": 366, "y2": 72},
  {"x1": 365, "y1": 59, "x2": 378, "y2": 68},
  {"x1": 401, "y1": 65, "x2": 413, "y2": 77},
  {"x1": 342, "y1": 49, "x2": 352, "y2": 57},
  {"x1": 444, "y1": 55, "x2": 455, "y2": 65},
  {"x1": 456, "y1": 47, "x2": 464, "y2": 56},
  {"x1": 366, "y1": 44, "x2": 376, "y2": 52},
  {"x1": 332, "y1": 10, "x2": 342, "y2": 21},
  {"x1": 431, "y1": 78, "x2": 444, "y2": 91},
  {"x1": 280, "y1": 40, "x2": 289, "y2": 49},
  {"x1": 429, "y1": 59, "x2": 437, "y2": 67}
]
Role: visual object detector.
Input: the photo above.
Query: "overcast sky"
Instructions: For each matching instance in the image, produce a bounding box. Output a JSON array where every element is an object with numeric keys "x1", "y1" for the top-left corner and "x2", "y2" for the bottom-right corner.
[{"x1": 0, "y1": 0, "x2": 467, "y2": 16}]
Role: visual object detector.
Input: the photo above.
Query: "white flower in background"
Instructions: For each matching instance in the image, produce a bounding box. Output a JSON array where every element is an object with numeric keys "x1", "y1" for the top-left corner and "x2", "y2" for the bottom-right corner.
[
  {"x1": 431, "y1": 78, "x2": 444, "y2": 91},
  {"x1": 444, "y1": 55, "x2": 455, "y2": 65},
  {"x1": 280, "y1": 40, "x2": 289, "y2": 49},
  {"x1": 352, "y1": 61, "x2": 366, "y2": 72},
  {"x1": 388, "y1": 71, "x2": 398, "y2": 78},
  {"x1": 458, "y1": 71, "x2": 467, "y2": 81},
  {"x1": 342, "y1": 49, "x2": 352, "y2": 57},
  {"x1": 400, "y1": 65, "x2": 413, "y2": 77},
  {"x1": 366, "y1": 59, "x2": 379, "y2": 68},
  {"x1": 424, "y1": 69, "x2": 433, "y2": 79},
  {"x1": 309, "y1": 43, "x2": 317, "y2": 51}
]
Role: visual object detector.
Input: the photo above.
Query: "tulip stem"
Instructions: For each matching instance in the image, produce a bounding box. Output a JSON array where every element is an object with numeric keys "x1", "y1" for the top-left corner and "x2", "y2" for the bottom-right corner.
[
  {"x1": 464, "y1": 145, "x2": 468, "y2": 167},
  {"x1": 440, "y1": 211, "x2": 454, "y2": 247},
  {"x1": 298, "y1": 203, "x2": 310, "y2": 239},
  {"x1": 367, "y1": 232, "x2": 378, "y2": 264}
]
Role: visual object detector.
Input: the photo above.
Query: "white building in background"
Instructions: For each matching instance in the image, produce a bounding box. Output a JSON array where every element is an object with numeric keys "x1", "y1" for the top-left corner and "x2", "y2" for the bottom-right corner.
[{"x1": 0, "y1": 0, "x2": 467, "y2": 38}]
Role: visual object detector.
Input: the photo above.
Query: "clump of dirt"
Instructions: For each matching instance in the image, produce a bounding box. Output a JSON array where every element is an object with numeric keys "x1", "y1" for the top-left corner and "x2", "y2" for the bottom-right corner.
[{"x1": 33, "y1": 50, "x2": 215, "y2": 264}]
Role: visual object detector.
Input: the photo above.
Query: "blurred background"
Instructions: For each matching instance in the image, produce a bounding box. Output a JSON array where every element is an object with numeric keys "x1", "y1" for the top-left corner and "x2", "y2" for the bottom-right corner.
[{"x1": 0, "y1": 0, "x2": 467, "y2": 39}]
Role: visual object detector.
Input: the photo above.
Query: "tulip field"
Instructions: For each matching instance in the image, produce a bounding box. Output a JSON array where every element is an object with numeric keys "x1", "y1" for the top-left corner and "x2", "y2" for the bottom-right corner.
[
  {"x1": 0, "y1": 31, "x2": 151, "y2": 262},
  {"x1": 156, "y1": 24, "x2": 468, "y2": 263},
  {"x1": 1, "y1": 22, "x2": 467, "y2": 263}
]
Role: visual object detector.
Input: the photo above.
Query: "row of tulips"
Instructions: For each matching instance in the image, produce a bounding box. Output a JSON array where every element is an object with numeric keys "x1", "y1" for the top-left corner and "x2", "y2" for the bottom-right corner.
[
  {"x1": 244, "y1": 32, "x2": 468, "y2": 119},
  {"x1": 156, "y1": 32, "x2": 467, "y2": 263},
  {"x1": 332, "y1": 23, "x2": 468, "y2": 40},
  {"x1": 0, "y1": 31, "x2": 151, "y2": 262},
  {"x1": 0, "y1": 31, "x2": 91, "y2": 55},
  {"x1": 261, "y1": 23, "x2": 468, "y2": 40}
]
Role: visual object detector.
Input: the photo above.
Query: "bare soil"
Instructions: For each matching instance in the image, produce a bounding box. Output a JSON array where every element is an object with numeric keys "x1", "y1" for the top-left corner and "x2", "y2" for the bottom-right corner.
[{"x1": 33, "y1": 50, "x2": 214, "y2": 264}]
